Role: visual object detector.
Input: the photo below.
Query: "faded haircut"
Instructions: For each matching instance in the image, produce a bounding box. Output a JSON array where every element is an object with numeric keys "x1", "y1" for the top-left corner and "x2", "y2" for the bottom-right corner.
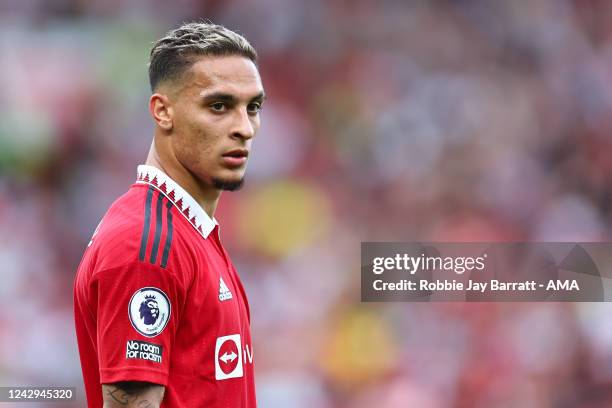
[{"x1": 148, "y1": 21, "x2": 257, "y2": 92}]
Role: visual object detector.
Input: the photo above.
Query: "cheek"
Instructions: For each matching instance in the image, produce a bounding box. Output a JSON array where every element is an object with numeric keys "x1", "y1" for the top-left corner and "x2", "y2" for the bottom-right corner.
[
  {"x1": 189, "y1": 112, "x2": 221, "y2": 144},
  {"x1": 173, "y1": 117, "x2": 220, "y2": 167},
  {"x1": 252, "y1": 115, "x2": 261, "y2": 128}
]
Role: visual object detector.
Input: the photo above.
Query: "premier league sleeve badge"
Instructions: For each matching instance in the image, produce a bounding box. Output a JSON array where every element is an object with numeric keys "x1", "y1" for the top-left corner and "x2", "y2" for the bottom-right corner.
[{"x1": 128, "y1": 287, "x2": 171, "y2": 337}]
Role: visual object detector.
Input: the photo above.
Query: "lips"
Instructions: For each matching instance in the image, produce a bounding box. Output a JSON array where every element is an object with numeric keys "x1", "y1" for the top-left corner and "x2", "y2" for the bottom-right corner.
[
  {"x1": 222, "y1": 149, "x2": 249, "y2": 158},
  {"x1": 221, "y1": 149, "x2": 249, "y2": 168}
]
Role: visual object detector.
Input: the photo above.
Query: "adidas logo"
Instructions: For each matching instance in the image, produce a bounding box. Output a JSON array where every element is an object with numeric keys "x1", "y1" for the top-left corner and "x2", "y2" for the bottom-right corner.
[{"x1": 219, "y1": 277, "x2": 233, "y2": 301}]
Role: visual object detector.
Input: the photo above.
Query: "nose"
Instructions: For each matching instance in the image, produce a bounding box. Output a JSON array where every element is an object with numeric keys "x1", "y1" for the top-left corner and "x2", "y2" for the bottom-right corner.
[{"x1": 231, "y1": 108, "x2": 255, "y2": 140}]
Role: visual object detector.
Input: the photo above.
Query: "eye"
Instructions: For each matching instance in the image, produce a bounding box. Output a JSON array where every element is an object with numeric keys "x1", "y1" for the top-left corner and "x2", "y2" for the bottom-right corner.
[
  {"x1": 247, "y1": 102, "x2": 262, "y2": 115},
  {"x1": 210, "y1": 102, "x2": 226, "y2": 112}
]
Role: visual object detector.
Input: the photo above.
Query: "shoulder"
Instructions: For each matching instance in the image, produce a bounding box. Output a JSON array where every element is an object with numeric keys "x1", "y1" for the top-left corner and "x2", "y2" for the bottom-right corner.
[
  {"x1": 78, "y1": 183, "x2": 199, "y2": 286},
  {"x1": 89, "y1": 184, "x2": 182, "y2": 270}
]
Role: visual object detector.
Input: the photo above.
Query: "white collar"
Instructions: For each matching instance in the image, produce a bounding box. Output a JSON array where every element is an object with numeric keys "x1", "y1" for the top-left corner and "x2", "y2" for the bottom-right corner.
[{"x1": 136, "y1": 165, "x2": 217, "y2": 239}]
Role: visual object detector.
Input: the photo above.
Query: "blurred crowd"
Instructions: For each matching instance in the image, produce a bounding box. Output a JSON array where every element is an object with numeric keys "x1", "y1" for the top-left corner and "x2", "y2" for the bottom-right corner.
[{"x1": 1, "y1": 0, "x2": 612, "y2": 406}]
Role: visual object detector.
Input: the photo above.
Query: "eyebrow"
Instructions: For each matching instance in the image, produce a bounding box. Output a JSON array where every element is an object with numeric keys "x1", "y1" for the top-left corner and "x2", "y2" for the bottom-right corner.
[{"x1": 200, "y1": 91, "x2": 266, "y2": 104}]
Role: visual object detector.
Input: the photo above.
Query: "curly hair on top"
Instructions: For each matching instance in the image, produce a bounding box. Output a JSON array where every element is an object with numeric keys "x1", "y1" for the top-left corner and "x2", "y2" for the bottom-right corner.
[{"x1": 148, "y1": 21, "x2": 257, "y2": 92}]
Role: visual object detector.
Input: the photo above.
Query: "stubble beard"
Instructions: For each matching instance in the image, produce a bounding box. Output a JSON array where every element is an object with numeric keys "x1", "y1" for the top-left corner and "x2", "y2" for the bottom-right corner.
[{"x1": 212, "y1": 177, "x2": 245, "y2": 191}]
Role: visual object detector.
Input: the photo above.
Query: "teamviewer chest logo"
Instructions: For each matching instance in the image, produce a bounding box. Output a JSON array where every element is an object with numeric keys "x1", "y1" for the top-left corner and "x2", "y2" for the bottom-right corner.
[{"x1": 214, "y1": 334, "x2": 243, "y2": 380}]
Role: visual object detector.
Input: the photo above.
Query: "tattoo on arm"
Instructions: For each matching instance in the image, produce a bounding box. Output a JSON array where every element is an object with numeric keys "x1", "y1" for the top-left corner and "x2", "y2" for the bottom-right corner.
[
  {"x1": 102, "y1": 382, "x2": 164, "y2": 408},
  {"x1": 106, "y1": 386, "x2": 129, "y2": 405}
]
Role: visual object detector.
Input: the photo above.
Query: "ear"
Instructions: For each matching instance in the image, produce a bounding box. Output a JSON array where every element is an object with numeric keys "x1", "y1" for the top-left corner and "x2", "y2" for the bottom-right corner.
[{"x1": 149, "y1": 93, "x2": 174, "y2": 131}]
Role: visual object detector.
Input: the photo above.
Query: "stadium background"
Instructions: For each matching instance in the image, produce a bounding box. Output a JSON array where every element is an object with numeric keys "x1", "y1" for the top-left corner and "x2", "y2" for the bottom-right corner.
[{"x1": 1, "y1": 0, "x2": 612, "y2": 406}]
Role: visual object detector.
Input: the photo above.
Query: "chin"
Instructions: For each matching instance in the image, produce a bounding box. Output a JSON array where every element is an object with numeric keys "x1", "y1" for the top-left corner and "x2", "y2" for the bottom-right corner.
[{"x1": 211, "y1": 176, "x2": 245, "y2": 191}]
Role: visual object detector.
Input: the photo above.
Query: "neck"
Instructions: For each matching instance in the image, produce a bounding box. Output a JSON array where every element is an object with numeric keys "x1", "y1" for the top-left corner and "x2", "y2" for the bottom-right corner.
[{"x1": 145, "y1": 140, "x2": 221, "y2": 219}]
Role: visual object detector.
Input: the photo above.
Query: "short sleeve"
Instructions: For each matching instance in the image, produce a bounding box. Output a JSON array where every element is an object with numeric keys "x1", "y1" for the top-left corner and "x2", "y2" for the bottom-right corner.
[{"x1": 91, "y1": 260, "x2": 186, "y2": 386}]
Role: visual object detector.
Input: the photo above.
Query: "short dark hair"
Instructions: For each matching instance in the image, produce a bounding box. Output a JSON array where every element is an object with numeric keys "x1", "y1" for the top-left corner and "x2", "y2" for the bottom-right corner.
[{"x1": 148, "y1": 21, "x2": 257, "y2": 92}]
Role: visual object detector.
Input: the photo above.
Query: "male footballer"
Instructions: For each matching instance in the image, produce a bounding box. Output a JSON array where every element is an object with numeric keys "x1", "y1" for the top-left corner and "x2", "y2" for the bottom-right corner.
[{"x1": 74, "y1": 22, "x2": 264, "y2": 407}]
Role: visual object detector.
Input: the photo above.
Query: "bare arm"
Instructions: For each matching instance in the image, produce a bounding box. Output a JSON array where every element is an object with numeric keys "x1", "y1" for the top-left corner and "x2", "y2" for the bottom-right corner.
[{"x1": 102, "y1": 382, "x2": 165, "y2": 408}]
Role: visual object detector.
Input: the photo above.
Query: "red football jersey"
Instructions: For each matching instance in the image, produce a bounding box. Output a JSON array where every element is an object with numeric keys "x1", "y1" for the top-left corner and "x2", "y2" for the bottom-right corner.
[{"x1": 74, "y1": 165, "x2": 256, "y2": 408}]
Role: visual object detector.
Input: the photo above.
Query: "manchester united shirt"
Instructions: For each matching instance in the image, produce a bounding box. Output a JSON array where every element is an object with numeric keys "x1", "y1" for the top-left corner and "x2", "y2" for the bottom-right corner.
[{"x1": 74, "y1": 165, "x2": 256, "y2": 407}]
